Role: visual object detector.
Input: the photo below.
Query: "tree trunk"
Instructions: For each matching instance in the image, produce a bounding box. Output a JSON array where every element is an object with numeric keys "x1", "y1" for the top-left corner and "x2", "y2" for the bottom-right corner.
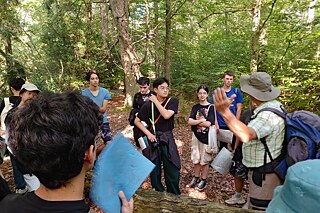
[
  {"x1": 307, "y1": 0, "x2": 316, "y2": 31},
  {"x1": 5, "y1": 35, "x2": 14, "y2": 79},
  {"x1": 154, "y1": 0, "x2": 161, "y2": 78},
  {"x1": 250, "y1": 0, "x2": 274, "y2": 73},
  {"x1": 85, "y1": 0, "x2": 93, "y2": 60},
  {"x1": 134, "y1": 189, "x2": 260, "y2": 213},
  {"x1": 100, "y1": 0, "x2": 109, "y2": 46},
  {"x1": 109, "y1": 0, "x2": 142, "y2": 106},
  {"x1": 164, "y1": 0, "x2": 172, "y2": 83},
  {"x1": 250, "y1": 0, "x2": 261, "y2": 73}
]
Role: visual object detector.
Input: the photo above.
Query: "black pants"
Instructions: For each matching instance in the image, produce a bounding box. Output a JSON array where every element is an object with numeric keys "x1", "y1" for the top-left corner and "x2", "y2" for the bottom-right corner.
[{"x1": 150, "y1": 144, "x2": 181, "y2": 195}]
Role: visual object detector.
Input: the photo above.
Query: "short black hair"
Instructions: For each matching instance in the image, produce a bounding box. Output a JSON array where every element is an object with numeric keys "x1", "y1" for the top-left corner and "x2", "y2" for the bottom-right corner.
[
  {"x1": 153, "y1": 77, "x2": 169, "y2": 89},
  {"x1": 197, "y1": 84, "x2": 209, "y2": 93},
  {"x1": 9, "y1": 78, "x2": 25, "y2": 91},
  {"x1": 85, "y1": 70, "x2": 100, "y2": 81},
  {"x1": 137, "y1": 77, "x2": 150, "y2": 86},
  {"x1": 8, "y1": 92, "x2": 101, "y2": 189}
]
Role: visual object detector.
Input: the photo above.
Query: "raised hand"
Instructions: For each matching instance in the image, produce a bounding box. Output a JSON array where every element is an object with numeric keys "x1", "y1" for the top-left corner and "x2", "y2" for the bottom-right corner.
[{"x1": 213, "y1": 88, "x2": 236, "y2": 114}]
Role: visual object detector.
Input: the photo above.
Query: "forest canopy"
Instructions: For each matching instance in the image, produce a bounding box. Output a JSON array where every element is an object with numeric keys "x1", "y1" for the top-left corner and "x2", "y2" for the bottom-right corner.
[{"x1": 0, "y1": 0, "x2": 319, "y2": 113}]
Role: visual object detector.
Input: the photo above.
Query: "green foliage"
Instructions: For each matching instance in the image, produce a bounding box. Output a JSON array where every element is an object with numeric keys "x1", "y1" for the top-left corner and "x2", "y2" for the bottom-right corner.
[{"x1": 0, "y1": 0, "x2": 319, "y2": 115}]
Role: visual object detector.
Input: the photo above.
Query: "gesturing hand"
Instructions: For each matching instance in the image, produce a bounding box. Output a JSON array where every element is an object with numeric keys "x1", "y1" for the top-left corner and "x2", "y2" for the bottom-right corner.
[{"x1": 213, "y1": 88, "x2": 236, "y2": 114}]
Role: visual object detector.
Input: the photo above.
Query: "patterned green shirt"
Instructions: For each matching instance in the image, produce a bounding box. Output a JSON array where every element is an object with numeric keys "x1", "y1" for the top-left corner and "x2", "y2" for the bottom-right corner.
[{"x1": 242, "y1": 100, "x2": 285, "y2": 168}]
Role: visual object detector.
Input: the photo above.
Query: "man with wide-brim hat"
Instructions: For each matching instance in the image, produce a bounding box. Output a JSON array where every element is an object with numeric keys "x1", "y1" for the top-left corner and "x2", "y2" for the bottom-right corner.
[{"x1": 213, "y1": 72, "x2": 285, "y2": 210}]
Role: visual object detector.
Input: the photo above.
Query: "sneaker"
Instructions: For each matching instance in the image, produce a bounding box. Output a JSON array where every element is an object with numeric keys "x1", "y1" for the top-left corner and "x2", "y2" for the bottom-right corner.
[
  {"x1": 195, "y1": 179, "x2": 206, "y2": 191},
  {"x1": 186, "y1": 177, "x2": 200, "y2": 188},
  {"x1": 15, "y1": 187, "x2": 28, "y2": 194},
  {"x1": 242, "y1": 200, "x2": 249, "y2": 209},
  {"x1": 225, "y1": 193, "x2": 246, "y2": 205}
]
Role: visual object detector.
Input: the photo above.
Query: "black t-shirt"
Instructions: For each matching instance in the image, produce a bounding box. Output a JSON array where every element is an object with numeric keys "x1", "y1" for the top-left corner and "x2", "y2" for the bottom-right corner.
[
  {"x1": 0, "y1": 192, "x2": 90, "y2": 213},
  {"x1": 132, "y1": 91, "x2": 155, "y2": 110},
  {"x1": 189, "y1": 104, "x2": 215, "y2": 144},
  {"x1": 137, "y1": 97, "x2": 178, "y2": 133}
]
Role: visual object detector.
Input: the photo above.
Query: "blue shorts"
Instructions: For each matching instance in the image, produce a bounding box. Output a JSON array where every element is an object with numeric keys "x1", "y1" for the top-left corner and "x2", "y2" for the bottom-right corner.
[{"x1": 101, "y1": 122, "x2": 112, "y2": 142}]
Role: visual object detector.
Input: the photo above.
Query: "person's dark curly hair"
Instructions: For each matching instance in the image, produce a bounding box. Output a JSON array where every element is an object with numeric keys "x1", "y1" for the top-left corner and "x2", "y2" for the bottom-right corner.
[{"x1": 7, "y1": 92, "x2": 102, "y2": 189}]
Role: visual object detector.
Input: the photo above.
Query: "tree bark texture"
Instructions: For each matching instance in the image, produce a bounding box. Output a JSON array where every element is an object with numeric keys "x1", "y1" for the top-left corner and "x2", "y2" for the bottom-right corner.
[
  {"x1": 250, "y1": 0, "x2": 262, "y2": 73},
  {"x1": 100, "y1": 0, "x2": 108, "y2": 46},
  {"x1": 164, "y1": 0, "x2": 172, "y2": 83},
  {"x1": 134, "y1": 189, "x2": 261, "y2": 213},
  {"x1": 154, "y1": 0, "x2": 161, "y2": 78},
  {"x1": 109, "y1": 0, "x2": 142, "y2": 106}
]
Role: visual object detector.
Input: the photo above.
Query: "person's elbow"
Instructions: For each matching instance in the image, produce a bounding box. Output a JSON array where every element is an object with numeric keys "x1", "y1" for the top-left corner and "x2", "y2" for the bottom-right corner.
[
  {"x1": 162, "y1": 111, "x2": 175, "y2": 120},
  {"x1": 240, "y1": 128, "x2": 257, "y2": 143},
  {"x1": 134, "y1": 117, "x2": 140, "y2": 126}
]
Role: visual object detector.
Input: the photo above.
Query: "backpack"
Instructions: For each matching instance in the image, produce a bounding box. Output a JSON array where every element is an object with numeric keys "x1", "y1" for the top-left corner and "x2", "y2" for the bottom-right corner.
[
  {"x1": 0, "y1": 97, "x2": 14, "y2": 131},
  {"x1": 256, "y1": 107, "x2": 320, "y2": 180}
]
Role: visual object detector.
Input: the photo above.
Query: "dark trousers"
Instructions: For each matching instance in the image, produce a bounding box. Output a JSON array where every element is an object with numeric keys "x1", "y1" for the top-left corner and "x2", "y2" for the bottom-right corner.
[
  {"x1": 9, "y1": 153, "x2": 26, "y2": 190},
  {"x1": 150, "y1": 144, "x2": 181, "y2": 195}
]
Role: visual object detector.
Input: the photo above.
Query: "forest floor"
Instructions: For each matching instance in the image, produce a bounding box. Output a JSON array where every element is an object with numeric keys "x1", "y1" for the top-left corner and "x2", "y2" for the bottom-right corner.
[{"x1": 1, "y1": 92, "x2": 249, "y2": 211}]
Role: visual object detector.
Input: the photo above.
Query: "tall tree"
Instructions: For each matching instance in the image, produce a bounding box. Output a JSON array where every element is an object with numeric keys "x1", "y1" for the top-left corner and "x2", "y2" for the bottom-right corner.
[
  {"x1": 164, "y1": 0, "x2": 172, "y2": 83},
  {"x1": 109, "y1": 0, "x2": 142, "y2": 106}
]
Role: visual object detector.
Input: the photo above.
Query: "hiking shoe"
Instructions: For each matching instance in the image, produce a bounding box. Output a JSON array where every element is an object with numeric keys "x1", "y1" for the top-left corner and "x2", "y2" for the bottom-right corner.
[
  {"x1": 195, "y1": 179, "x2": 207, "y2": 191},
  {"x1": 242, "y1": 200, "x2": 249, "y2": 209},
  {"x1": 186, "y1": 177, "x2": 200, "y2": 188},
  {"x1": 15, "y1": 187, "x2": 28, "y2": 194},
  {"x1": 225, "y1": 193, "x2": 246, "y2": 205}
]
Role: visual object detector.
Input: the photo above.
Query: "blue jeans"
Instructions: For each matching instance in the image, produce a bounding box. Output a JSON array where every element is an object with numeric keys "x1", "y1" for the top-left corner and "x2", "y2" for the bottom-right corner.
[{"x1": 9, "y1": 153, "x2": 26, "y2": 189}]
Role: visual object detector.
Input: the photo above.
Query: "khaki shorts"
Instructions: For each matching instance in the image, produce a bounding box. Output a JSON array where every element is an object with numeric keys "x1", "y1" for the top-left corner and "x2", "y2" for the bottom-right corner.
[
  {"x1": 191, "y1": 133, "x2": 213, "y2": 165},
  {"x1": 248, "y1": 170, "x2": 283, "y2": 210}
]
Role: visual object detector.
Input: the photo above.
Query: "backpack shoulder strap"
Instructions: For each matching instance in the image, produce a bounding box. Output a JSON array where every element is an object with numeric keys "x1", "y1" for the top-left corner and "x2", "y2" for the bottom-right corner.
[
  {"x1": 256, "y1": 107, "x2": 287, "y2": 119},
  {"x1": 150, "y1": 97, "x2": 172, "y2": 130},
  {"x1": 254, "y1": 106, "x2": 287, "y2": 175}
]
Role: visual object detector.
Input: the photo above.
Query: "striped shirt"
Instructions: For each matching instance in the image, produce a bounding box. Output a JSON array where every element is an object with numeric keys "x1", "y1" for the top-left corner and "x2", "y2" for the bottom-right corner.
[{"x1": 242, "y1": 100, "x2": 285, "y2": 168}]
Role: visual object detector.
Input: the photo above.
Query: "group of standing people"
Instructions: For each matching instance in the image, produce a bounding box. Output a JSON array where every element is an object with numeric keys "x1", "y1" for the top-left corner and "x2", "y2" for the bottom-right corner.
[
  {"x1": 131, "y1": 70, "x2": 287, "y2": 211},
  {"x1": 0, "y1": 69, "x2": 294, "y2": 212}
]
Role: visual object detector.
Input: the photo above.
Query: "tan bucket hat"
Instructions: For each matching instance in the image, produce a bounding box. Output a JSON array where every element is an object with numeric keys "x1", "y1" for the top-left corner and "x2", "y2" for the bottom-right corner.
[{"x1": 240, "y1": 72, "x2": 280, "y2": 101}]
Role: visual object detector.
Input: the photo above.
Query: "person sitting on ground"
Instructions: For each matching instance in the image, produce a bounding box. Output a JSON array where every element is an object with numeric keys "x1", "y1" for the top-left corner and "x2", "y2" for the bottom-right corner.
[
  {"x1": 0, "y1": 92, "x2": 133, "y2": 213},
  {"x1": 187, "y1": 84, "x2": 217, "y2": 191}
]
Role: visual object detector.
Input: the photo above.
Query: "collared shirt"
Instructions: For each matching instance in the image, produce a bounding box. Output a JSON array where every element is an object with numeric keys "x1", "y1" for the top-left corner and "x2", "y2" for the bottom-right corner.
[{"x1": 242, "y1": 100, "x2": 285, "y2": 168}]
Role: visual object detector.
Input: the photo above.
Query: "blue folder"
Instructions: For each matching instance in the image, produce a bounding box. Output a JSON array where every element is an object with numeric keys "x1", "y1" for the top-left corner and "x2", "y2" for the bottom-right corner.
[{"x1": 90, "y1": 133, "x2": 155, "y2": 213}]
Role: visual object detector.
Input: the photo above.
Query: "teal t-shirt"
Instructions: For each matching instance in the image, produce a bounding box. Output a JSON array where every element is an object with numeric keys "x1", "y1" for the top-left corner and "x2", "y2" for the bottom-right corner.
[{"x1": 82, "y1": 87, "x2": 111, "y2": 123}]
